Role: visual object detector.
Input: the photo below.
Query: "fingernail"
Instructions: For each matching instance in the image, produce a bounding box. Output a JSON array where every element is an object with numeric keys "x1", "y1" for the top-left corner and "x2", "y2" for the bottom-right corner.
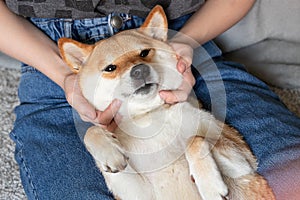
[
  {"x1": 112, "y1": 99, "x2": 122, "y2": 108},
  {"x1": 159, "y1": 91, "x2": 167, "y2": 100},
  {"x1": 179, "y1": 61, "x2": 187, "y2": 73}
]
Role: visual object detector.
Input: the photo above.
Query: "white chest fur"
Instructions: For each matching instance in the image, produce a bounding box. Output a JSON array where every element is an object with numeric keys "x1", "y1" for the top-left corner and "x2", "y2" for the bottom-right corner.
[{"x1": 102, "y1": 102, "x2": 210, "y2": 200}]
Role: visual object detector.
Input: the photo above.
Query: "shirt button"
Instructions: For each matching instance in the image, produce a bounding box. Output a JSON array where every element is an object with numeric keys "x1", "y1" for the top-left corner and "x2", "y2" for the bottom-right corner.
[{"x1": 110, "y1": 15, "x2": 123, "y2": 29}]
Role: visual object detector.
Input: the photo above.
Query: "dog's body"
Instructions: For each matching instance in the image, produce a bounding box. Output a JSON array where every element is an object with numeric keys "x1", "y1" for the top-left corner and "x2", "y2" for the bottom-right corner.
[
  {"x1": 87, "y1": 102, "x2": 204, "y2": 200},
  {"x1": 59, "y1": 6, "x2": 275, "y2": 200}
]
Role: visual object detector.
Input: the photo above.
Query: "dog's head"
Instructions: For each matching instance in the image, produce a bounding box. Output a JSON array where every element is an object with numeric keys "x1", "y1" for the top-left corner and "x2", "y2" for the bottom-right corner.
[{"x1": 58, "y1": 6, "x2": 182, "y2": 117}]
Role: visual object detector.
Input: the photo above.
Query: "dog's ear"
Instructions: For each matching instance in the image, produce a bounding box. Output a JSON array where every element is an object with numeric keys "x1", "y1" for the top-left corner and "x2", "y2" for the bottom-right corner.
[
  {"x1": 139, "y1": 5, "x2": 168, "y2": 41},
  {"x1": 58, "y1": 38, "x2": 95, "y2": 73}
]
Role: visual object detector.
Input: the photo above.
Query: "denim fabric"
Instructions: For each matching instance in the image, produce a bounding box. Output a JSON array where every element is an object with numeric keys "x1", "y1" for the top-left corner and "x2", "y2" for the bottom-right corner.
[
  {"x1": 10, "y1": 13, "x2": 300, "y2": 200},
  {"x1": 193, "y1": 56, "x2": 300, "y2": 198}
]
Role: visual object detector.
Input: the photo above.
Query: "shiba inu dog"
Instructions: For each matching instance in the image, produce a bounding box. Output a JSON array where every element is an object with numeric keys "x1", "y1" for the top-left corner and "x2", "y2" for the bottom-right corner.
[{"x1": 58, "y1": 5, "x2": 275, "y2": 200}]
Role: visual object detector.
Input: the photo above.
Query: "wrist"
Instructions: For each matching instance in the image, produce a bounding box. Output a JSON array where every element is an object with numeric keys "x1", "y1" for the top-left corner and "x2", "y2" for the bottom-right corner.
[
  {"x1": 39, "y1": 63, "x2": 73, "y2": 91},
  {"x1": 170, "y1": 32, "x2": 201, "y2": 49},
  {"x1": 45, "y1": 55, "x2": 74, "y2": 90},
  {"x1": 62, "y1": 73, "x2": 77, "y2": 102}
]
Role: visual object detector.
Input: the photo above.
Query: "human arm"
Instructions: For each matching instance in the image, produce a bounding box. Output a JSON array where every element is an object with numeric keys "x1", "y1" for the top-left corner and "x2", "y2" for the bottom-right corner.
[
  {"x1": 0, "y1": 1, "x2": 120, "y2": 130},
  {"x1": 173, "y1": 0, "x2": 256, "y2": 47},
  {"x1": 0, "y1": 1, "x2": 72, "y2": 88},
  {"x1": 160, "y1": 0, "x2": 256, "y2": 103}
]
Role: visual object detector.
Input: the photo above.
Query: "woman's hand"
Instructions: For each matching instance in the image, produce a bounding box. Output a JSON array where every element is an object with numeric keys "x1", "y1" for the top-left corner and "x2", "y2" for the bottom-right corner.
[
  {"x1": 63, "y1": 73, "x2": 122, "y2": 132},
  {"x1": 159, "y1": 41, "x2": 196, "y2": 104},
  {"x1": 158, "y1": 0, "x2": 256, "y2": 105}
]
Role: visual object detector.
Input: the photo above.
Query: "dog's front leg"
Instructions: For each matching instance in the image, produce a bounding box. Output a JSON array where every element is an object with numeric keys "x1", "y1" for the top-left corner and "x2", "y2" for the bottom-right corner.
[
  {"x1": 185, "y1": 136, "x2": 229, "y2": 200},
  {"x1": 84, "y1": 126, "x2": 128, "y2": 173}
]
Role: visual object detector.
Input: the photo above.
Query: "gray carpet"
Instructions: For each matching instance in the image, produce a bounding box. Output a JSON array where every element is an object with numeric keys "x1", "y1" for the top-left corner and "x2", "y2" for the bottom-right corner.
[
  {"x1": 0, "y1": 68, "x2": 25, "y2": 200},
  {"x1": 0, "y1": 67, "x2": 299, "y2": 200}
]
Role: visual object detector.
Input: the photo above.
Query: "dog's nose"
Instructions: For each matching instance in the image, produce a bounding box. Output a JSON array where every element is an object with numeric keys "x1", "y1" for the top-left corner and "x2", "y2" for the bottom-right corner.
[{"x1": 130, "y1": 64, "x2": 150, "y2": 80}]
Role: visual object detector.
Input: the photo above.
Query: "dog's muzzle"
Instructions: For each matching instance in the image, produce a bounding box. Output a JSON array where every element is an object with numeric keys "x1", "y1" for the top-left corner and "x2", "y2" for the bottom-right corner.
[{"x1": 130, "y1": 64, "x2": 157, "y2": 95}]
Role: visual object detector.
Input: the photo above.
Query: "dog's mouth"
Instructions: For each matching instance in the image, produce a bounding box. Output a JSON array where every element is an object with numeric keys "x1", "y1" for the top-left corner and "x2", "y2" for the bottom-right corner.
[{"x1": 134, "y1": 83, "x2": 158, "y2": 95}]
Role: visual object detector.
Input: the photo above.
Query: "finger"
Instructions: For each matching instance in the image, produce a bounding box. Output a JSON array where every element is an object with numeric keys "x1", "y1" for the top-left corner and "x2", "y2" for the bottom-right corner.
[
  {"x1": 105, "y1": 120, "x2": 118, "y2": 132},
  {"x1": 98, "y1": 113, "x2": 122, "y2": 132},
  {"x1": 95, "y1": 99, "x2": 122, "y2": 125},
  {"x1": 177, "y1": 59, "x2": 187, "y2": 74},
  {"x1": 177, "y1": 58, "x2": 195, "y2": 87},
  {"x1": 181, "y1": 69, "x2": 195, "y2": 90},
  {"x1": 159, "y1": 74, "x2": 194, "y2": 104},
  {"x1": 159, "y1": 90, "x2": 188, "y2": 104},
  {"x1": 169, "y1": 42, "x2": 193, "y2": 65}
]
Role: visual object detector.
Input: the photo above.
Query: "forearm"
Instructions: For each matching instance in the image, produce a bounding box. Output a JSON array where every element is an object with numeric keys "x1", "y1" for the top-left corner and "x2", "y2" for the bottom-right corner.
[
  {"x1": 174, "y1": 0, "x2": 256, "y2": 47},
  {"x1": 0, "y1": 1, "x2": 72, "y2": 88}
]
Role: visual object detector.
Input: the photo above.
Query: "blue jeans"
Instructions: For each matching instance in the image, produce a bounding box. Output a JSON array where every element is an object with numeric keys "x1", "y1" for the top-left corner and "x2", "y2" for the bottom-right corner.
[{"x1": 10, "y1": 13, "x2": 300, "y2": 200}]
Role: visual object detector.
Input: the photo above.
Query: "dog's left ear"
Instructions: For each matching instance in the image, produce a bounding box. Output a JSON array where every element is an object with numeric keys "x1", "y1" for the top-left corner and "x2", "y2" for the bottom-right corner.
[
  {"x1": 58, "y1": 38, "x2": 95, "y2": 73},
  {"x1": 139, "y1": 5, "x2": 168, "y2": 41}
]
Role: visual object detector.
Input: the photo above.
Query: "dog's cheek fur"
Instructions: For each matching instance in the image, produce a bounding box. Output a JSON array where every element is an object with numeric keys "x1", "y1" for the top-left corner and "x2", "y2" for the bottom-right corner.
[
  {"x1": 116, "y1": 71, "x2": 136, "y2": 98},
  {"x1": 151, "y1": 49, "x2": 182, "y2": 91},
  {"x1": 80, "y1": 71, "x2": 121, "y2": 111}
]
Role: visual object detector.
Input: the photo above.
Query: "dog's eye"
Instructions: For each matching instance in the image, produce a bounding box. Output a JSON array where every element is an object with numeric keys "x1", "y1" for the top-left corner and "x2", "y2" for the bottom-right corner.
[
  {"x1": 140, "y1": 49, "x2": 151, "y2": 58},
  {"x1": 103, "y1": 64, "x2": 117, "y2": 72}
]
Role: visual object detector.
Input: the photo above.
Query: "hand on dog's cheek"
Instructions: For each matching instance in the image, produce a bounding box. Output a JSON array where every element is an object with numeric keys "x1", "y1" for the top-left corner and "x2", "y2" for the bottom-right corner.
[
  {"x1": 98, "y1": 118, "x2": 118, "y2": 132},
  {"x1": 97, "y1": 113, "x2": 122, "y2": 132},
  {"x1": 93, "y1": 99, "x2": 122, "y2": 131},
  {"x1": 159, "y1": 58, "x2": 195, "y2": 104},
  {"x1": 159, "y1": 41, "x2": 195, "y2": 104},
  {"x1": 64, "y1": 74, "x2": 122, "y2": 131},
  {"x1": 168, "y1": 42, "x2": 193, "y2": 66},
  {"x1": 64, "y1": 73, "x2": 97, "y2": 120}
]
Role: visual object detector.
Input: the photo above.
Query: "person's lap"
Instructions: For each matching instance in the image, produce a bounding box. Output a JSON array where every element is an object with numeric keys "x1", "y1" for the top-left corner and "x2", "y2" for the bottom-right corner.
[
  {"x1": 10, "y1": 14, "x2": 300, "y2": 200},
  {"x1": 10, "y1": 68, "x2": 114, "y2": 200}
]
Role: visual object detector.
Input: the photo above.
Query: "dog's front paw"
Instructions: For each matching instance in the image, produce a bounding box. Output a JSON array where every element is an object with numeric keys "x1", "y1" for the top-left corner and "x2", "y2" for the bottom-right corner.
[
  {"x1": 186, "y1": 137, "x2": 229, "y2": 200},
  {"x1": 84, "y1": 126, "x2": 128, "y2": 173},
  {"x1": 98, "y1": 136, "x2": 128, "y2": 173},
  {"x1": 191, "y1": 168, "x2": 229, "y2": 200}
]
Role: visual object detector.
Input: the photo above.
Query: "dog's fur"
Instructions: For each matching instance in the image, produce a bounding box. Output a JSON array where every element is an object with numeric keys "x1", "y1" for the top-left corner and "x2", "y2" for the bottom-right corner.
[{"x1": 58, "y1": 6, "x2": 275, "y2": 200}]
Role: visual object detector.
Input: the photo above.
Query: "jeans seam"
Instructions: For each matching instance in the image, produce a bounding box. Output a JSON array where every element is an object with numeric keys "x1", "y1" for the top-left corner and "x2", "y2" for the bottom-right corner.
[
  {"x1": 10, "y1": 131, "x2": 39, "y2": 200},
  {"x1": 19, "y1": 150, "x2": 39, "y2": 200},
  {"x1": 10, "y1": 130, "x2": 23, "y2": 147}
]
